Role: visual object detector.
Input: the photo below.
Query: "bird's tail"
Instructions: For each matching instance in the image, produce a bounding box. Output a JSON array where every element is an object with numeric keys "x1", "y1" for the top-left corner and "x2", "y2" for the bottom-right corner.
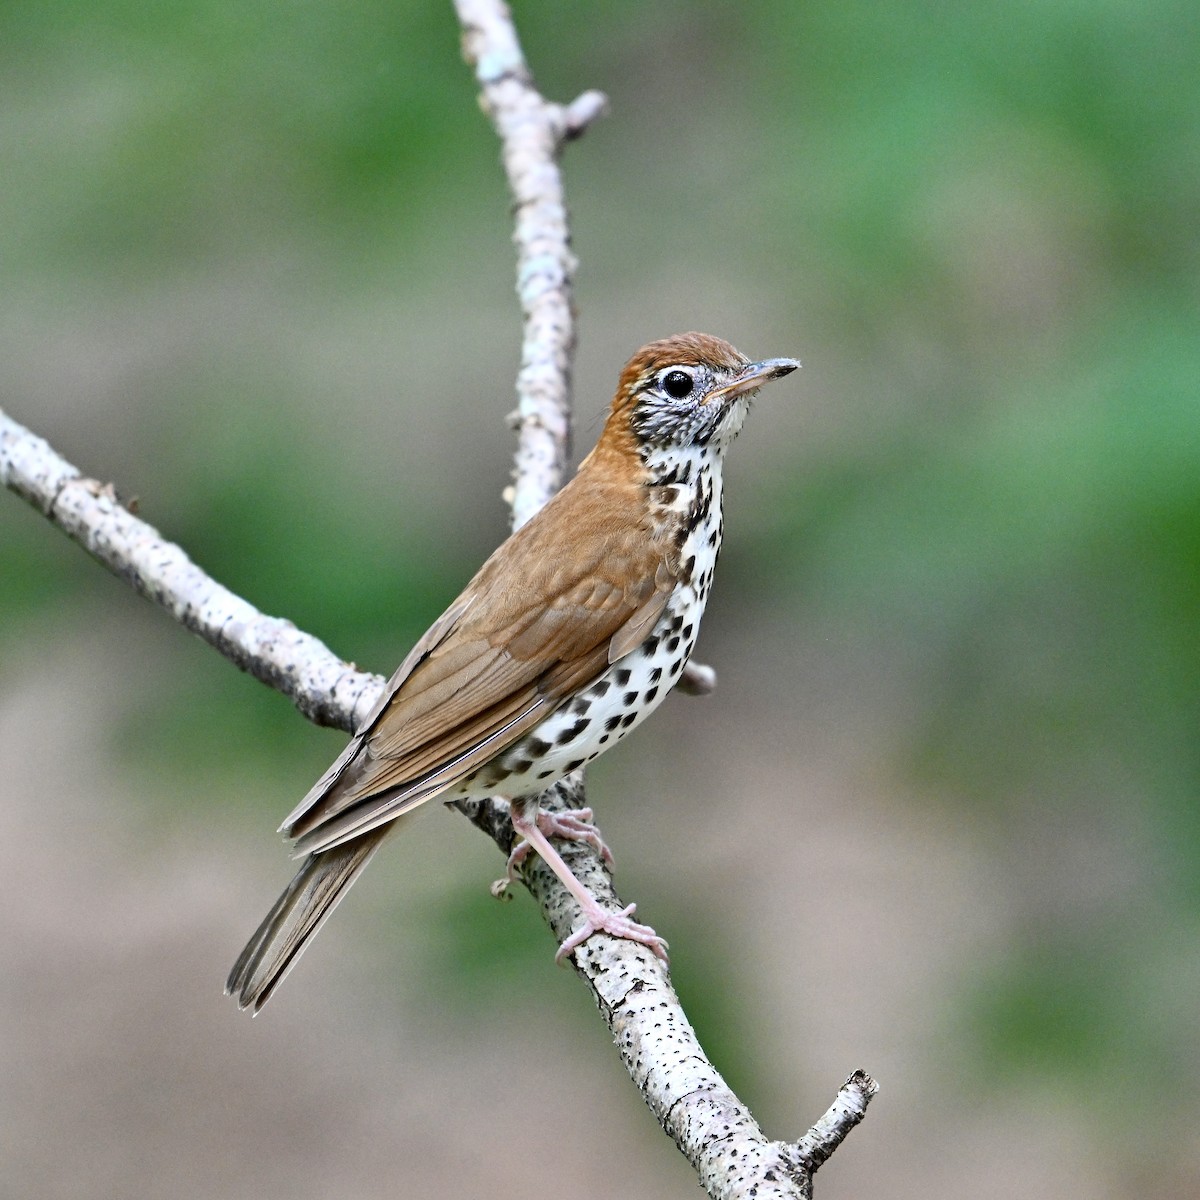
[{"x1": 226, "y1": 827, "x2": 389, "y2": 1013}]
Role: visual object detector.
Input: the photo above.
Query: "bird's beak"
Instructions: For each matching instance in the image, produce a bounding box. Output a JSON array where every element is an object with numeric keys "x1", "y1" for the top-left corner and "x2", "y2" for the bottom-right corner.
[{"x1": 710, "y1": 356, "x2": 801, "y2": 403}]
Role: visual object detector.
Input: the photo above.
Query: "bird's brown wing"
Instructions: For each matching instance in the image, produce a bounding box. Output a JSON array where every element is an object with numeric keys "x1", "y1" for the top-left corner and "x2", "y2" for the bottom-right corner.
[{"x1": 284, "y1": 477, "x2": 677, "y2": 855}]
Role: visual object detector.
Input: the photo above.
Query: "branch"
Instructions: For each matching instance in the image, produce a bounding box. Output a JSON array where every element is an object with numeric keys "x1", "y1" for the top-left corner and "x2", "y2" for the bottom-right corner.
[
  {"x1": 464, "y1": 786, "x2": 880, "y2": 1199},
  {"x1": 1, "y1": 3, "x2": 876, "y2": 1195},
  {"x1": 791, "y1": 1071, "x2": 880, "y2": 1176},
  {"x1": 453, "y1": 0, "x2": 714, "y2": 707},
  {"x1": 0, "y1": 409, "x2": 384, "y2": 734},
  {"x1": 454, "y1": 0, "x2": 606, "y2": 528}
]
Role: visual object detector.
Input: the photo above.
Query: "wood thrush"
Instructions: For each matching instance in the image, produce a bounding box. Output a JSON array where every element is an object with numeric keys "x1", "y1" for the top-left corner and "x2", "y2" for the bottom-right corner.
[{"x1": 227, "y1": 332, "x2": 799, "y2": 1010}]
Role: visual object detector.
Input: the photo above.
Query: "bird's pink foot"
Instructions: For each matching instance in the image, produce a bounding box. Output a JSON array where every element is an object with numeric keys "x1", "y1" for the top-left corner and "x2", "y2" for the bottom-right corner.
[
  {"x1": 556, "y1": 899, "x2": 670, "y2": 965},
  {"x1": 506, "y1": 799, "x2": 668, "y2": 965},
  {"x1": 506, "y1": 806, "x2": 615, "y2": 880}
]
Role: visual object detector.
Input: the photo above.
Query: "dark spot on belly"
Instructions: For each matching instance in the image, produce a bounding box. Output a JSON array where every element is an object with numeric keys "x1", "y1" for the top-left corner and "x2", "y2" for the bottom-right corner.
[
  {"x1": 605, "y1": 715, "x2": 623, "y2": 732},
  {"x1": 591, "y1": 679, "x2": 611, "y2": 696},
  {"x1": 556, "y1": 717, "x2": 590, "y2": 745},
  {"x1": 666, "y1": 636, "x2": 680, "y2": 653},
  {"x1": 615, "y1": 668, "x2": 632, "y2": 686},
  {"x1": 623, "y1": 691, "x2": 638, "y2": 706},
  {"x1": 620, "y1": 712, "x2": 636, "y2": 728},
  {"x1": 527, "y1": 738, "x2": 551, "y2": 757},
  {"x1": 649, "y1": 666, "x2": 662, "y2": 684},
  {"x1": 565, "y1": 758, "x2": 585, "y2": 772},
  {"x1": 644, "y1": 686, "x2": 658, "y2": 703}
]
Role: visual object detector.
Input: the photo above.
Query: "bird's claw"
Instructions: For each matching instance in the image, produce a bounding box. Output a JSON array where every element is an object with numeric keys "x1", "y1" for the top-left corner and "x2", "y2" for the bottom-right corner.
[
  {"x1": 506, "y1": 805, "x2": 615, "y2": 880},
  {"x1": 555, "y1": 901, "x2": 670, "y2": 965}
]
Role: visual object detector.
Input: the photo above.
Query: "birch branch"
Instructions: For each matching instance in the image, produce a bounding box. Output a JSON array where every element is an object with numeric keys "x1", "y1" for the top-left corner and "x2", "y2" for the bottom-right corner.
[
  {"x1": 0, "y1": 2, "x2": 876, "y2": 1195},
  {"x1": 454, "y1": 0, "x2": 603, "y2": 527},
  {"x1": 0, "y1": 410, "x2": 385, "y2": 732},
  {"x1": 465, "y1": 784, "x2": 879, "y2": 1199}
]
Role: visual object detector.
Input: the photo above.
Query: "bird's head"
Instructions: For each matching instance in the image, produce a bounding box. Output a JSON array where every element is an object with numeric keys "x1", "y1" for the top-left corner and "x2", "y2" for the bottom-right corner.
[{"x1": 611, "y1": 332, "x2": 799, "y2": 455}]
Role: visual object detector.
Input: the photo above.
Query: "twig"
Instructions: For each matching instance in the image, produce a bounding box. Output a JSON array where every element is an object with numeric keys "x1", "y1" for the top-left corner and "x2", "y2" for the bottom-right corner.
[
  {"x1": 454, "y1": 0, "x2": 605, "y2": 528},
  {"x1": 790, "y1": 1071, "x2": 880, "y2": 1176}
]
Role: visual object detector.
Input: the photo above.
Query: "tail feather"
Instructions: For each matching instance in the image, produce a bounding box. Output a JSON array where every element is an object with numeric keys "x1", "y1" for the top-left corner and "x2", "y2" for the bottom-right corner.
[{"x1": 226, "y1": 828, "x2": 389, "y2": 1013}]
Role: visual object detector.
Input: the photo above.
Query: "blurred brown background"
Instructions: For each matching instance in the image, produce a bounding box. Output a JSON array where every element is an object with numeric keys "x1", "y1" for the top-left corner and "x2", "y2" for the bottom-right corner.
[{"x1": 2, "y1": 2, "x2": 1198, "y2": 1196}]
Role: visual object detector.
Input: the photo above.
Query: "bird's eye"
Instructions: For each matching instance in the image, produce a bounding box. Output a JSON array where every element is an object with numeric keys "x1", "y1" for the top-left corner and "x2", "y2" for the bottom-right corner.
[{"x1": 662, "y1": 369, "x2": 694, "y2": 400}]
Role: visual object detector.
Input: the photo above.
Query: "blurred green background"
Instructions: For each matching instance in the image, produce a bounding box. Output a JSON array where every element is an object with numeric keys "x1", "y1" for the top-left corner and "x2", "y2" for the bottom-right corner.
[{"x1": 2, "y1": 2, "x2": 1198, "y2": 1197}]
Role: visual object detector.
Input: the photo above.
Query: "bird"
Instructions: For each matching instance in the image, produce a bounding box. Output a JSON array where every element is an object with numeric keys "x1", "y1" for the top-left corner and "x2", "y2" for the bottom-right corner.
[{"x1": 226, "y1": 332, "x2": 799, "y2": 1011}]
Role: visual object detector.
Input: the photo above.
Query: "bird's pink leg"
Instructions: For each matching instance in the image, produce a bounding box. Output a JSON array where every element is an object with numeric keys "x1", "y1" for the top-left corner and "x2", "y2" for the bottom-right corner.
[
  {"x1": 505, "y1": 805, "x2": 614, "y2": 878},
  {"x1": 508, "y1": 801, "x2": 669, "y2": 965}
]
